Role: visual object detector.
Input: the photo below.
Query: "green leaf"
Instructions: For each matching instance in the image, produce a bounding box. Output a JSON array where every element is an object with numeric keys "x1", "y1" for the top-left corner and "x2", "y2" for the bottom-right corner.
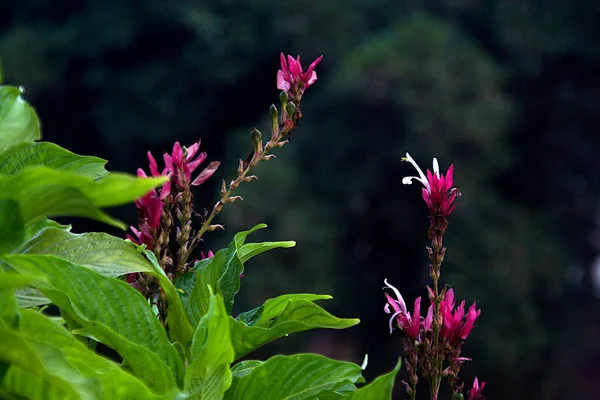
[
  {"x1": 12, "y1": 228, "x2": 160, "y2": 308},
  {"x1": 0, "y1": 199, "x2": 24, "y2": 254},
  {"x1": 238, "y1": 240, "x2": 296, "y2": 263},
  {"x1": 230, "y1": 294, "x2": 360, "y2": 360},
  {"x1": 348, "y1": 359, "x2": 401, "y2": 400},
  {"x1": 0, "y1": 142, "x2": 108, "y2": 179},
  {"x1": 2, "y1": 309, "x2": 171, "y2": 400},
  {"x1": 0, "y1": 320, "x2": 84, "y2": 399},
  {"x1": 0, "y1": 86, "x2": 41, "y2": 154},
  {"x1": 24, "y1": 218, "x2": 71, "y2": 241},
  {"x1": 15, "y1": 228, "x2": 157, "y2": 277},
  {"x1": 140, "y1": 249, "x2": 195, "y2": 348},
  {"x1": 224, "y1": 354, "x2": 365, "y2": 400},
  {"x1": 184, "y1": 288, "x2": 234, "y2": 399},
  {"x1": 3, "y1": 254, "x2": 184, "y2": 394},
  {"x1": 181, "y1": 224, "x2": 293, "y2": 325},
  {"x1": 0, "y1": 166, "x2": 166, "y2": 229}
]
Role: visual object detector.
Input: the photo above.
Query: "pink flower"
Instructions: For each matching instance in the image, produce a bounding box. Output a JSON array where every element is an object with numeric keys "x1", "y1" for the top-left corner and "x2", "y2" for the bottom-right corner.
[
  {"x1": 423, "y1": 304, "x2": 434, "y2": 331},
  {"x1": 440, "y1": 289, "x2": 481, "y2": 342},
  {"x1": 468, "y1": 377, "x2": 485, "y2": 400},
  {"x1": 147, "y1": 151, "x2": 171, "y2": 200},
  {"x1": 163, "y1": 141, "x2": 220, "y2": 190},
  {"x1": 402, "y1": 152, "x2": 460, "y2": 217},
  {"x1": 383, "y1": 279, "x2": 422, "y2": 339},
  {"x1": 277, "y1": 53, "x2": 323, "y2": 94}
]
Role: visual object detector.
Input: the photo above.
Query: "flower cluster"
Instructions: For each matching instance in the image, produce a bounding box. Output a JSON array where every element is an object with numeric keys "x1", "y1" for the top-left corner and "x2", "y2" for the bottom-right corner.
[
  {"x1": 384, "y1": 152, "x2": 483, "y2": 399},
  {"x1": 277, "y1": 53, "x2": 323, "y2": 102}
]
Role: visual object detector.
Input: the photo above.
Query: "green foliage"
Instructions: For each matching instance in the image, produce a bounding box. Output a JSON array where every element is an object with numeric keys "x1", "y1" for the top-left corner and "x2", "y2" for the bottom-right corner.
[
  {"x1": 179, "y1": 224, "x2": 295, "y2": 325},
  {"x1": 0, "y1": 86, "x2": 40, "y2": 153},
  {"x1": 184, "y1": 288, "x2": 234, "y2": 399},
  {"x1": 348, "y1": 359, "x2": 401, "y2": 399},
  {"x1": 0, "y1": 69, "x2": 398, "y2": 400},
  {"x1": 224, "y1": 354, "x2": 365, "y2": 399},
  {"x1": 0, "y1": 141, "x2": 108, "y2": 178},
  {"x1": 230, "y1": 294, "x2": 359, "y2": 359}
]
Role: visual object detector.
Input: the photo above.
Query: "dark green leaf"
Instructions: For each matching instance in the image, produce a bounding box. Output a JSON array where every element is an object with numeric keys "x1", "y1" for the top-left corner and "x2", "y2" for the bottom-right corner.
[
  {"x1": 2, "y1": 309, "x2": 173, "y2": 399},
  {"x1": 224, "y1": 354, "x2": 365, "y2": 400},
  {"x1": 184, "y1": 288, "x2": 234, "y2": 399},
  {"x1": 348, "y1": 359, "x2": 401, "y2": 400},
  {"x1": 0, "y1": 141, "x2": 108, "y2": 179},
  {"x1": 0, "y1": 199, "x2": 24, "y2": 254},
  {"x1": 0, "y1": 86, "x2": 40, "y2": 154},
  {"x1": 231, "y1": 294, "x2": 360, "y2": 359},
  {"x1": 0, "y1": 166, "x2": 166, "y2": 229},
  {"x1": 182, "y1": 224, "x2": 292, "y2": 325},
  {"x1": 4, "y1": 254, "x2": 184, "y2": 393}
]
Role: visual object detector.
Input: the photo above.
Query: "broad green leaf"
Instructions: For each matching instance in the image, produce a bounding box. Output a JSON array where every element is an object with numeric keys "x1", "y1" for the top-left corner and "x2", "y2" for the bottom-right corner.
[
  {"x1": 2, "y1": 309, "x2": 170, "y2": 400},
  {"x1": 348, "y1": 359, "x2": 401, "y2": 400},
  {"x1": 224, "y1": 354, "x2": 365, "y2": 400},
  {"x1": 0, "y1": 142, "x2": 108, "y2": 179},
  {"x1": 24, "y1": 218, "x2": 71, "y2": 241},
  {"x1": 0, "y1": 166, "x2": 166, "y2": 229},
  {"x1": 0, "y1": 199, "x2": 24, "y2": 253},
  {"x1": 230, "y1": 360, "x2": 261, "y2": 380},
  {"x1": 16, "y1": 228, "x2": 156, "y2": 277},
  {"x1": 4, "y1": 254, "x2": 184, "y2": 393},
  {"x1": 12, "y1": 228, "x2": 159, "y2": 308},
  {"x1": 0, "y1": 86, "x2": 40, "y2": 154},
  {"x1": 0, "y1": 270, "x2": 43, "y2": 327},
  {"x1": 184, "y1": 289, "x2": 234, "y2": 399},
  {"x1": 182, "y1": 224, "x2": 293, "y2": 325},
  {"x1": 231, "y1": 294, "x2": 360, "y2": 359},
  {"x1": 0, "y1": 320, "x2": 84, "y2": 399},
  {"x1": 140, "y1": 249, "x2": 195, "y2": 348}
]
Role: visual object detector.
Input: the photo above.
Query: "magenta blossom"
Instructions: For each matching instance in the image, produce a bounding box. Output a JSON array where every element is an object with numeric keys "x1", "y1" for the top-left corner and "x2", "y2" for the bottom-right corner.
[
  {"x1": 127, "y1": 168, "x2": 163, "y2": 248},
  {"x1": 384, "y1": 279, "x2": 421, "y2": 339},
  {"x1": 468, "y1": 377, "x2": 485, "y2": 400},
  {"x1": 440, "y1": 289, "x2": 481, "y2": 342},
  {"x1": 277, "y1": 53, "x2": 323, "y2": 94},
  {"x1": 163, "y1": 141, "x2": 220, "y2": 190},
  {"x1": 402, "y1": 152, "x2": 460, "y2": 217}
]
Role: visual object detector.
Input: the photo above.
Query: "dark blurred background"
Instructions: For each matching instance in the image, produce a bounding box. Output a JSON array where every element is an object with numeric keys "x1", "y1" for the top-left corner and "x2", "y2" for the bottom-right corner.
[{"x1": 2, "y1": 1, "x2": 600, "y2": 398}]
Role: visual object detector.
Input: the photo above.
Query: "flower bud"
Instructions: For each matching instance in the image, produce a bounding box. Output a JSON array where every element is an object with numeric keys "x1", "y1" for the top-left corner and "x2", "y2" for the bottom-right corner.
[
  {"x1": 286, "y1": 101, "x2": 296, "y2": 119},
  {"x1": 279, "y1": 91, "x2": 288, "y2": 106},
  {"x1": 453, "y1": 394, "x2": 464, "y2": 400},
  {"x1": 270, "y1": 104, "x2": 280, "y2": 140}
]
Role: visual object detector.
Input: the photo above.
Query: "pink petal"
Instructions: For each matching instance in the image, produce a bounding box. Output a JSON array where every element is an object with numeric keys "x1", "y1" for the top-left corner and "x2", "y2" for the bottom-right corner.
[
  {"x1": 147, "y1": 151, "x2": 160, "y2": 176},
  {"x1": 187, "y1": 151, "x2": 208, "y2": 174},
  {"x1": 137, "y1": 168, "x2": 147, "y2": 178},
  {"x1": 445, "y1": 164, "x2": 454, "y2": 188},
  {"x1": 191, "y1": 161, "x2": 220, "y2": 186},
  {"x1": 186, "y1": 141, "x2": 201, "y2": 161},
  {"x1": 172, "y1": 142, "x2": 184, "y2": 168},
  {"x1": 305, "y1": 71, "x2": 318, "y2": 87},
  {"x1": 287, "y1": 55, "x2": 302, "y2": 77},
  {"x1": 277, "y1": 70, "x2": 291, "y2": 91},
  {"x1": 279, "y1": 53, "x2": 288, "y2": 72},
  {"x1": 163, "y1": 153, "x2": 173, "y2": 172},
  {"x1": 384, "y1": 293, "x2": 402, "y2": 314},
  {"x1": 407, "y1": 297, "x2": 421, "y2": 338},
  {"x1": 423, "y1": 305, "x2": 434, "y2": 331}
]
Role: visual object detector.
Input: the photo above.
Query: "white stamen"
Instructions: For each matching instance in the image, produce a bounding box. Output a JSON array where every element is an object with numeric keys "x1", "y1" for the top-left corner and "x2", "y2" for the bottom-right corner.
[
  {"x1": 432, "y1": 158, "x2": 440, "y2": 178},
  {"x1": 384, "y1": 278, "x2": 407, "y2": 313},
  {"x1": 388, "y1": 310, "x2": 402, "y2": 334},
  {"x1": 402, "y1": 152, "x2": 430, "y2": 192}
]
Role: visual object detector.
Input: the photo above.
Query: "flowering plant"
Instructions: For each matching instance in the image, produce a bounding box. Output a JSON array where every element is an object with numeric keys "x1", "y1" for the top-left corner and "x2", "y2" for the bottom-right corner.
[
  {"x1": 0, "y1": 54, "x2": 405, "y2": 399},
  {"x1": 384, "y1": 153, "x2": 484, "y2": 399}
]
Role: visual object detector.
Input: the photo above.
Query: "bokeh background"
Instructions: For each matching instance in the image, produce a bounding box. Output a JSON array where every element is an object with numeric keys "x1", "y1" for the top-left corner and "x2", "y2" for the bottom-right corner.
[{"x1": 2, "y1": 1, "x2": 600, "y2": 398}]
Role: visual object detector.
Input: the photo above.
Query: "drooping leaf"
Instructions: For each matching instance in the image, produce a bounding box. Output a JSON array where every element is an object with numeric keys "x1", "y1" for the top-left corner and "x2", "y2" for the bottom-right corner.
[
  {"x1": 0, "y1": 320, "x2": 84, "y2": 399},
  {"x1": 0, "y1": 198, "x2": 24, "y2": 254},
  {"x1": 184, "y1": 288, "x2": 234, "y2": 399},
  {"x1": 237, "y1": 240, "x2": 296, "y2": 263},
  {"x1": 15, "y1": 228, "x2": 156, "y2": 277},
  {"x1": 230, "y1": 294, "x2": 360, "y2": 359},
  {"x1": 0, "y1": 86, "x2": 40, "y2": 154},
  {"x1": 3, "y1": 254, "x2": 184, "y2": 394},
  {"x1": 224, "y1": 354, "x2": 365, "y2": 400},
  {"x1": 11, "y1": 228, "x2": 160, "y2": 308},
  {"x1": 140, "y1": 249, "x2": 195, "y2": 348},
  {"x1": 0, "y1": 141, "x2": 108, "y2": 179},
  {"x1": 2, "y1": 309, "x2": 171, "y2": 400},
  {"x1": 0, "y1": 166, "x2": 166, "y2": 229},
  {"x1": 348, "y1": 359, "x2": 401, "y2": 400},
  {"x1": 181, "y1": 224, "x2": 293, "y2": 325}
]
